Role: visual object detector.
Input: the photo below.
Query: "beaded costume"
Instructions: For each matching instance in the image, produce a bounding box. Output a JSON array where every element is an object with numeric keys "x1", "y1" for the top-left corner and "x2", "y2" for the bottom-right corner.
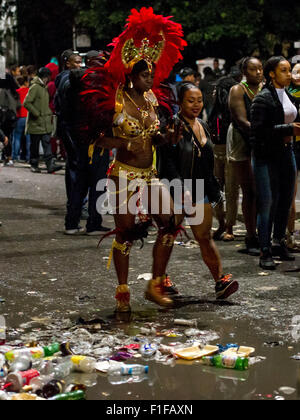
[{"x1": 80, "y1": 7, "x2": 187, "y2": 312}]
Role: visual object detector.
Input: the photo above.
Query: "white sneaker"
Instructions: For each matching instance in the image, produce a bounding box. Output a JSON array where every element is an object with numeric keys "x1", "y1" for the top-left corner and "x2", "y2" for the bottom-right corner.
[{"x1": 64, "y1": 227, "x2": 86, "y2": 236}]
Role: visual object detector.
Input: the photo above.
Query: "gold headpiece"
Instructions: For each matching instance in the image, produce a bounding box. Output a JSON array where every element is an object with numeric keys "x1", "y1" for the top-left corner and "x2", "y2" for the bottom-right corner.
[{"x1": 121, "y1": 35, "x2": 165, "y2": 71}]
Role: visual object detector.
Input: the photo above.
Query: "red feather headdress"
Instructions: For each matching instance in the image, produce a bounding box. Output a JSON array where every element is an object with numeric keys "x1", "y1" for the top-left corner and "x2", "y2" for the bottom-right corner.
[
  {"x1": 106, "y1": 7, "x2": 187, "y2": 87},
  {"x1": 80, "y1": 8, "x2": 187, "y2": 140}
]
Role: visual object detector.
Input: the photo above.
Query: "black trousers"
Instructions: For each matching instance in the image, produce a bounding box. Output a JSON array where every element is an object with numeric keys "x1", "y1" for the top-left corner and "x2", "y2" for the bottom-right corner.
[
  {"x1": 61, "y1": 127, "x2": 110, "y2": 231},
  {"x1": 30, "y1": 134, "x2": 52, "y2": 167}
]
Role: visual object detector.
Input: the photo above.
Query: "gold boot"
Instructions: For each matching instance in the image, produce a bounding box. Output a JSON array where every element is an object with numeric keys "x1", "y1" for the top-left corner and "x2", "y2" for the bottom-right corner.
[
  {"x1": 145, "y1": 276, "x2": 174, "y2": 308},
  {"x1": 115, "y1": 284, "x2": 131, "y2": 313}
]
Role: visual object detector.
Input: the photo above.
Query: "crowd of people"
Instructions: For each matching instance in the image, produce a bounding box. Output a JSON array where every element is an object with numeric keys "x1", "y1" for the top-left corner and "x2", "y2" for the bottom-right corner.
[{"x1": 1, "y1": 7, "x2": 300, "y2": 313}]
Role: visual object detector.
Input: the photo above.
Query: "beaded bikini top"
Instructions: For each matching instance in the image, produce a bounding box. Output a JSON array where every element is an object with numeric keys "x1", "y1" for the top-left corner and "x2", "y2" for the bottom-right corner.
[{"x1": 112, "y1": 87, "x2": 160, "y2": 139}]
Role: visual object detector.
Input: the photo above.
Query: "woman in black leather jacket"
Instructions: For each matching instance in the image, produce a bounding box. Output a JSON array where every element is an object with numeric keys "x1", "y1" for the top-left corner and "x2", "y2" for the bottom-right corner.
[
  {"x1": 250, "y1": 56, "x2": 300, "y2": 270},
  {"x1": 161, "y1": 82, "x2": 239, "y2": 300}
]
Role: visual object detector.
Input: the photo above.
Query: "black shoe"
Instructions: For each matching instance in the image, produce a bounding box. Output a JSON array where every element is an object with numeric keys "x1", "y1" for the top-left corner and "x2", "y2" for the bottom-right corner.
[
  {"x1": 86, "y1": 226, "x2": 111, "y2": 235},
  {"x1": 31, "y1": 166, "x2": 41, "y2": 173},
  {"x1": 272, "y1": 240, "x2": 295, "y2": 261},
  {"x1": 260, "y1": 248, "x2": 276, "y2": 270},
  {"x1": 46, "y1": 158, "x2": 63, "y2": 174},
  {"x1": 245, "y1": 236, "x2": 260, "y2": 256},
  {"x1": 215, "y1": 274, "x2": 239, "y2": 300},
  {"x1": 47, "y1": 164, "x2": 63, "y2": 174},
  {"x1": 213, "y1": 226, "x2": 226, "y2": 241}
]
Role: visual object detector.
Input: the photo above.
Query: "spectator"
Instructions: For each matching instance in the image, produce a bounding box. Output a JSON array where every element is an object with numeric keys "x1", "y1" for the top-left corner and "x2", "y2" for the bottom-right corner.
[
  {"x1": 0, "y1": 128, "x2": 8, "y2": 166},
  {"x1": 12, "y1": 76, "x2": 31, "y2": 162},
  {"x1": 0, "y1": 73, "x2": 21, "y2": 166},
  {"x1": 26, "y1": 65, "x2": 37, "y2": 84},
  {"x1": 286, "y1": 62, "x2": 300, "y2": 250},
  {"x1": 251, "y1": 56, "x2": 300, "y2": 269},
  {"x1": 213, "y1": 58, "x2": 225, "y2": 79},
  {"x1": 176, "y1": 67, "x2": 197, "y2": 98},
  {"x1": 161, "y1": 82, "x2": 239, "y2": 300},
  {"x1": 55, "y1": 49, "x2": 110, "y2": 235},
  {"x1": 9, "y1": 64, "x2": 21, "y2": 88},
  {"x1": 179, "y1": 67, "x2": 197, "y2": 84},
  {"x1": 24, "y1": 67, "x2": 63, "y2": 174},
  {"x1": 208, "y1": 66, "x2": 242, "y2": 241},
  {"x1": 45, "y1": 62, "x2": 65, "y2": 160},
  {"x1": 200, "y1": 67, "x2": 217, "y2": 119},
  {"x1": 227, "y1": 57, "x2": 263, "y2": 255}
]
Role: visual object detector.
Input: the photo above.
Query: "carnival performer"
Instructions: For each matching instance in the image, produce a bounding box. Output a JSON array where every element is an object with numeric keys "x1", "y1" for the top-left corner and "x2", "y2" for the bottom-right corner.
[{"x1": 80, "y1": 8, "x2": 187, "y2": 312}]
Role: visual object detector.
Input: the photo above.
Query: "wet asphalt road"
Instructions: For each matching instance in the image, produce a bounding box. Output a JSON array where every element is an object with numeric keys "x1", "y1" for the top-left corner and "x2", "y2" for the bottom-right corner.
[{"x1": 1, "y1": 163, "x2": 300, "y2": 401}]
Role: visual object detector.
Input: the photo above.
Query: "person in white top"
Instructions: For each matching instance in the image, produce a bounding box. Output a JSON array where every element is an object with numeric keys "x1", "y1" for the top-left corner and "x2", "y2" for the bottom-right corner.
[{"x1": 251, "y1": 56, "x2": 300, "y2": 270}]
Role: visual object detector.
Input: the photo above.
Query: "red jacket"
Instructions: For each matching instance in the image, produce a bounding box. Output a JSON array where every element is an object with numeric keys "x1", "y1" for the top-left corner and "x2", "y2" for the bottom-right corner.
[{"x1": 17, "y1": 87, "x2": 29, "y2": 118}]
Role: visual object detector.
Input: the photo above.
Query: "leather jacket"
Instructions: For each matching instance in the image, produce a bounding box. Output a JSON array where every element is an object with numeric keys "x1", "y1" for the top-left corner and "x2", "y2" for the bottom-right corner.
[
  {"x1": 250, "y1": 84, "x2": 300, "y2": 161},
  {"x1": 157, "y1": 116, "x2": 222, "y2": 206}
]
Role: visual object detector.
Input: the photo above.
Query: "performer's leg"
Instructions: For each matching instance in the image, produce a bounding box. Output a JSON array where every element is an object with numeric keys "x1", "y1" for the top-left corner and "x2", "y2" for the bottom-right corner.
[
  {"x1": 113, "y1": 213, "x2": 136, "y2": 285},
  {"x1": 144, "y1": 181, "x2": 179, "y2": 307},
  {"x1": 190, "y1": 202, "x2": 238, "y2": 299},
  {"x1": 190, "y1": 203, "x2": 223, "y2": 282},
  {"x1": 110, "y1": 213, "x2": 136, "y2": 313}
]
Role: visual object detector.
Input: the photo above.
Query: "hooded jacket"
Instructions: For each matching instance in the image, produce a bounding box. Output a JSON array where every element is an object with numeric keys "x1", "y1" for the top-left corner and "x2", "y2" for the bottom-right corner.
[
  {"x1": 45, "y1": 63, "x2": 59, "y2": 113},
  {"x1": 24, "y1": 76, "x2": 53, "y2": 135}
]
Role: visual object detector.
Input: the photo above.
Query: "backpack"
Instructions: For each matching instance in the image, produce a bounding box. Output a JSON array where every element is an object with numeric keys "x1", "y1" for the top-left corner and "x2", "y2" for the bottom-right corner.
[
  {"x1": 54, "y1": 71, "x2": 70, "y2": 121},
  {"x1": 208, "y1": 76, "x2": 238, "y2": 144}
]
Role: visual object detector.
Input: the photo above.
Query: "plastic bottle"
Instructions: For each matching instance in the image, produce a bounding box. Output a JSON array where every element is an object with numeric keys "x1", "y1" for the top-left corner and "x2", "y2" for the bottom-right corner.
[
  {"x1": 66, "y1": 373, "x2": 97, "y2": 389},
  {"x1": 53, "y1": 360, "x2": 74, "y2": 380},
  {"x1": 202, "y1": 354, "x2": 249, "y2": 371},
  {"x1": 4, "y1": 369, "x2": 40, "y2": 392},
  {"x1": 9, "y1": 354, "x2": 32, "y2": 372},
  {"x1": 42, "y1": 379, "x2": 65, "y2": 399},
  {"x1": 29, "y1": 375, "x2": 54, "y2": 393},
  {"x1": 49, "y1": 390, "x2": 86, "y2": 401},
  {"x1": 108, "y1": 364, "x2": 149, "y2": 376},
  {"x1": 0, "y1": 363, "x2": 8, "y2": 379},
  {"x1": 139, "y1": 343, "x2": 157, "y2": 358},
  {"x1": 5, "y1": 343, "x2": 60, "y2": 361},
  {"x1": 70, "y1": 356, "x2": 96, "y2": 374},
  {"x1": 0, "y1": 391, "x2": 10, "y2": 400},
  {"x1": 34, "y1": 359, "x2": 55, "y2": 376},
  {"x1": 0, "y1": 354, "x2": 8, "y2": 378}
]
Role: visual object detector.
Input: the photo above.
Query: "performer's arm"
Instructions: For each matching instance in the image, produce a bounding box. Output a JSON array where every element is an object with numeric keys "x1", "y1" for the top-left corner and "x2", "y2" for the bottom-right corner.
[{"x1": 95, "y1": 135, "x2": 128, "y2": 150}]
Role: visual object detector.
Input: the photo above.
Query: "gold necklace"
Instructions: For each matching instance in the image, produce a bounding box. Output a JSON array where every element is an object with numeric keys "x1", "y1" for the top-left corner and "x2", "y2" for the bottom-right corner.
[{"x1": 124, "y1": 91, "x2": 151, "y2": 120}]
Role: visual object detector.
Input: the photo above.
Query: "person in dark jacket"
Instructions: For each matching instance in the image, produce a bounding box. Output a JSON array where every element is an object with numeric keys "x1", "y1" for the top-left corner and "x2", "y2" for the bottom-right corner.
[
  {"x1": 55, "y1": 49, "x2": 110, "y2": 235},
  {"x1": 286, "y1": 63, "x2": 300, "y2": 250},
  {"x1": 161, "y1": 82, "x2": 239, "y2": 300},
  {"x1": 250, "y1": 56, "x2": 300, "y2": 270},
  {"x1": 208, "y1": 66, "x2": 242, "y2": 242},
  {"x1": 0, "y1": 73, "x2": 21, "y2": 166}
]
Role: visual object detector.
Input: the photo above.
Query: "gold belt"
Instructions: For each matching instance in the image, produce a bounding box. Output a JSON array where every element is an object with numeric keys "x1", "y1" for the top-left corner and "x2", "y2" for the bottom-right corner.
[{"x1": 108, "y1": 160, "x2": 157, "y2": 183}]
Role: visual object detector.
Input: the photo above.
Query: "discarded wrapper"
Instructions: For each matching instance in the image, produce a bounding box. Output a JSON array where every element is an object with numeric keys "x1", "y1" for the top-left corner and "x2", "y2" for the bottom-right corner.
[{"x1": 174, "y1": 345, "x2": 219, "y2": 361}]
